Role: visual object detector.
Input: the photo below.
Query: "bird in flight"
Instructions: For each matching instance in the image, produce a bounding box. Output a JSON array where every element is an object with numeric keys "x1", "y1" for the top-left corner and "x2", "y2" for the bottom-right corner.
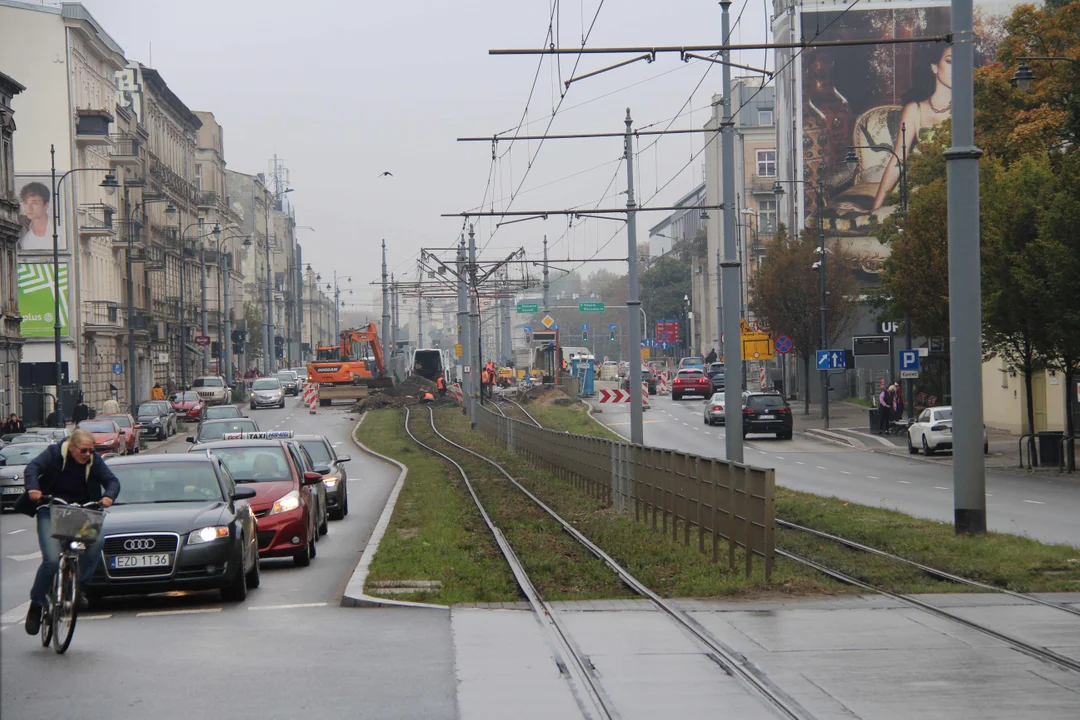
[{"x1": 378, "y1": 171, "x2": 394, "y2": 177}]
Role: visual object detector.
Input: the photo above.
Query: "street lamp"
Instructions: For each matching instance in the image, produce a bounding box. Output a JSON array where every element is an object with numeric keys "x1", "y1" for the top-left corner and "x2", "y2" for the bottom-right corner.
[
  {"x1": 168, "y1": 209, "x2": 220, "y2": 390},
  {"x1": 262, "y1": 187, "x2": 293, "y2": 375},
  {"x1": 48, "y1": 147, "x2": 115, "y2": 426},
  {"x1": 774, "y1": 169, "x2": 830, "y2": 427},
  {"x1": 305, "y1": 265, "x2": 321, "y2": 357},
  {"x1": 326, "y1": 274, "x2": 353, "y2": 339},
  {"x1": 213, "y1": 230, "x2": 249, "y2": 380},
  {"x1": 1011, "y1": 56, "x2": 1078, "y2": 92}
]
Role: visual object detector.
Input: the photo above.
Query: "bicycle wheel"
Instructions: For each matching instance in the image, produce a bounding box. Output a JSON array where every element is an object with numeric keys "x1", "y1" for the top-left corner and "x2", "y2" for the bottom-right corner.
[
  {"x1": 40, "y1": 580, "x2": 53, "y2": 648},
  {"x1": 51, "y1": 555, "x2": 79, "y2": 654}
]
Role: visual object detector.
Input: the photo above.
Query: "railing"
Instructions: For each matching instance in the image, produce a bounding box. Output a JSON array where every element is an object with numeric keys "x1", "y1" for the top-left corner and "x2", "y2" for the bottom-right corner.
[
  {"x1": 197, "y1": 191, "x2": 220, "y2": 207},
  {"x1": 1019, "y1": 433, "x2": 1037, "y2": 469},
  {"x1": 475, "y1": 406, "x2": 775, "y2": 579},
  {"x1": 78, "y1": 203, "x2": 114, "y2": 233},
  {"x1": 108, "y1": 133, "x2": 141, "y2": 159},
  {"x1": 83, "y1": 301, "x2": 125, "y2": 330}
]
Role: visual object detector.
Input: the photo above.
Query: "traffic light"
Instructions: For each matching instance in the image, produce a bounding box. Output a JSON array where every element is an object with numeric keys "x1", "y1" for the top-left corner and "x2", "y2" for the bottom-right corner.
[
  {"x1": 525, "y1": 331, "x2": 532, "y2": 343},
  {"x1": 582, "y1": 330, "x2": 588, "y2": 343},
  {"x1": 609, "y1": 328, "x2": 616, "y2": 342}
]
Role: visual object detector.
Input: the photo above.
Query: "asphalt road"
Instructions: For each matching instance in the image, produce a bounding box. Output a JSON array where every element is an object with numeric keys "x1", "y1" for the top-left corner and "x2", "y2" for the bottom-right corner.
[
  {"x1": 591, "y1": 391, "x2": 1080, "y2": 547},
  {"x1": 0, "y1": 398, "x2": 457, "y2": 719}
]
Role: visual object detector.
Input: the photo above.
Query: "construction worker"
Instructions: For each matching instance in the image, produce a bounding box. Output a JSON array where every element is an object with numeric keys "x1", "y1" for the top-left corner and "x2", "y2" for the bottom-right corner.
[
  {"x1": 436, "y1": 376, "x2": 447, "y2": 397},
  {"x1": 421, "y1": 391, "x2": 435, "y2": 404}
]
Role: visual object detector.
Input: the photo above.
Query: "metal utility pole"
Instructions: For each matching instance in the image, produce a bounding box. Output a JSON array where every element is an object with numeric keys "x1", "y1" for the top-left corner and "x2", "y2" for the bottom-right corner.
[
  {"x1": 467, "y1": 224, "x2": 480, "y2": 427},
  {"x1": 542, "y1": 235, "x2": 550, "y2": 313},
  {"x1": 817, "y1": 175, "x2": 829, "y2": 430},
  {"x1": 200, "y1": 240, "x2": 208, "y2": 374},
  {"x1": 502, "y1": 286, "x2": 512, "y2": 366},
  {"x1": 262, "y1": 189, "x2": 272, "y2": 376},
  {"x1": 719, "y1": 1, "x2": 744, "y2": 463},
  {"x1": 946, "y1": 1, "x2": 985, "y2": 534},
  {"x1": 223, "y1": 251, "x2": 232, "y2": 381},
  {"x1": 124, "y1": 184, "x2": 138, "y2": 416},
  {"x1": 381, "y1": 241, "x2": 391, "y2": 372},
  {"x1": 457, "y1": 235, "x2": 467, "y2": 378},
  {"x1": 391, "y1": 274, "x2": 399, "y2": 377},
  {"x1": 624, "y1": 108, "x2": 644, "y2": 445},
  {"x1": 417, "y1": 289, "x2": 424, "y2": 348}
]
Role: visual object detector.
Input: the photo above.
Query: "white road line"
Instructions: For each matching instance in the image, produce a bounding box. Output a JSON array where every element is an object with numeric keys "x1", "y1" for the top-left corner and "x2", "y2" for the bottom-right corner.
[
  {"x1": 248, "y1": 602, "x2": 328, "y2": 611},
  {"x1": 136, "y1": 608, "x2": 222, "y2": 617},
  {"x1": 682, "y1": 422, "x2": 688, "y2": 426},
  {"x1": 776, "y1": 457, "x2": 785, "y2": 460},
  {"x1": 6, "y1": 552, "x2": 41, "y2": 562},
  {"x1": 1, "y1": 601, "x2": 31, "y2": 624},
  {"x1": 867, "y1": 476, "x2": 879, "y2": 479},
  {"x1": 1023, "y1": 500, "x2": 1044, "y2": 505},
  {"x1": 934, "y1": 486, "x2": 948, "y2": 490},
  {"x1": 80, "y1": 614, "x2": 112, "y2": 621},
  {"x1": 840, "y1": 471, "x2": 851, "y2": 475},
  {"x1": 816, "y1": 466, "x2": 827, "y2": 470},
  {"x1": 795, "y1": 461, "x2": 805, "y2": 465},
  {"x1": 7, "y1": 529, "x2": 26, "y2": 535},
  {"x1": 899, "y1": 480, "x2": 912, "y2": 484}
]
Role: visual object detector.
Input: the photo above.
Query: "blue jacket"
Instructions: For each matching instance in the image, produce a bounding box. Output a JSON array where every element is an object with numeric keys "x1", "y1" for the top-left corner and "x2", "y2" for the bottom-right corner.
[{"x1": 22, "y1": 440, "x2": 121, "y2": 503}]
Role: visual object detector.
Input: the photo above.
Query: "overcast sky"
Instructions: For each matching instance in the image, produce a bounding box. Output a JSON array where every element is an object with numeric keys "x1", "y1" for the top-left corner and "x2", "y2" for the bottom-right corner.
[{"x1": 82, "y1": 0, "x2": 772, "y2": 317}]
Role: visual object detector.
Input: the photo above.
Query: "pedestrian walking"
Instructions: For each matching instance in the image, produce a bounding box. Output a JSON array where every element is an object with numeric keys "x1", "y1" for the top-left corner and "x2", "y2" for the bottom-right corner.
[
  {"x1": 101, "y1": 393, "x2": 121, "y2": 415},
  {"x1": 878, "y1": 385, "x2": 892, "y2": 434}
]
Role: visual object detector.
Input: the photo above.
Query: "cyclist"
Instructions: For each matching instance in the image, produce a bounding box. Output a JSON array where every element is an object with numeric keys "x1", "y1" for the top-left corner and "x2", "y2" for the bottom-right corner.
[{"x1": 19, "y1": 428, "x2": 120, "y2": 635}]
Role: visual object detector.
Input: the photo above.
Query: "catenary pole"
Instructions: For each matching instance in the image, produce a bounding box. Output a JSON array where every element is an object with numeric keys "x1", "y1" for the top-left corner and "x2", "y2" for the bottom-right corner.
[
  {"x1": 946, "y1": 0, "x2": 985, "y2": 534},
  {"x1": 542, "y1": 235, "x2": 550, "y2": 313},
  {"x1": 467, "y1": 225, "x2": 479, "y2": 427},
  {"x1": 624, "y1": 109, "x2": 643, "y2": 445},
  {"x1": 381, "y1": 241, "x2": 391, "y2": 375},
  {"x1": 720, "y1": 1, "x2": 744, "y2": 463},
  {"x1": 457, "y1": 235, "x2": 468, "y2": 407}
]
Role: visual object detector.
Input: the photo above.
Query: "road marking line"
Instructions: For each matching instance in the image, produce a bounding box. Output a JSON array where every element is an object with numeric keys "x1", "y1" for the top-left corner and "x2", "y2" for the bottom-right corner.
[
  {"x1": 1023, "y1": 500, "x2": 1044, "y2": 505},
  {"x1": 1, "y1": 601, "x2": 31, "y2": 624},
  {"x1": 7, "y1": 529, "x2": 26, "y2": 535},
  {"x1": 80, "y1": 614, "x2": 112, "y2": 621},
  {"x1": 840, "y1": 471, "x2": 851, "y2": 475},
  {"x1": 867, "y1": 476, "x2": 879, "y2": 479},
  {"x1": 934, "y1": 486, "x2": 948, "y2": 490},
  {"x1": 816, "y1": 466, "x2": 827, "y2": 470},
  {"x1": 136, "y1": 608, "x2": 222, "y2": 617},
  {"x1": 899, "y1": 481, "x2": 912, "y2": 484},
  {"x1": 776, "y1": 457, "x2": 785, "y2": 460},
  {"x1": 248, "y1": 602, "x2": 328, "y2": 611},
  {"x1": 795, "y1": 461, "x2": 805, "y2": 465},
  {"x1": 682, "y1": 422, "x2": 689, "y2": 426},
  {"x1": 7, "y1": 552, "x2": 40, "y2": 562}
]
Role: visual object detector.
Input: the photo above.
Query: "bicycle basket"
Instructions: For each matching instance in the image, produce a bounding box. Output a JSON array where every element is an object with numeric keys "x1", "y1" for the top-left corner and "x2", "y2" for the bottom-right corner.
[{"x1": 50, "y1": 505, "x2": 106, "y2": 543}]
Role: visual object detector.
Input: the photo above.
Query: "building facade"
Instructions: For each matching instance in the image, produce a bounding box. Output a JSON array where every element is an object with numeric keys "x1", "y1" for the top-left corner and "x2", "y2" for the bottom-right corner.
[{"x1": 0, "y1": 71, "x2": 25, "y2": 418}]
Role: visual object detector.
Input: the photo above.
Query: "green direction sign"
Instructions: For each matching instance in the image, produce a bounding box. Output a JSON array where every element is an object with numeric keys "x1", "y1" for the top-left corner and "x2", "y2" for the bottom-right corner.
[
  {"x1": 18, "y1": 263, "x2": 69, "y2": 338},
  {"x1": 579, "y1": 302, "x2": 605, "y2": 313},
  {"x1": 516, "y1": 303, "x2": 538, "y2": 314}
]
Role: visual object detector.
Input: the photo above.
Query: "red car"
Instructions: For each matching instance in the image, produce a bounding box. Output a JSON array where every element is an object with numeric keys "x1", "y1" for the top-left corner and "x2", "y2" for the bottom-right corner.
[
  {"x1": 77, "y1": 419, "x2": 127, "y2": 455},
  {"x1": 187, "y1": 434, "x2": 323, "y2": 567},
  {"x1": 100, "y1": 413, "x2": 141, "y2": 454},
  {"x1": 672, "y1": 368, "x2": 711, "y2": 400},
  {"x1": 170, "y1": 390, "x2": 205, "y2": 420}
]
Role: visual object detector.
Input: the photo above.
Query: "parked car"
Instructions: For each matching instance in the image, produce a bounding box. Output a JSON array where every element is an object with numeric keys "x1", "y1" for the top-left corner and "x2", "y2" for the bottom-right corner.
[
  {"x1": 191, "y1": 376, "x2": 231, "y2": 406},
  {"x1": 190, "y1": 434, "x2": 323, "y2": 566},
  {"x1": 672, "y1": 368, "x2": 711, "y2": 400},
  {"x1": 274, "y1": 371, "x2": 300, "y2": 396},
  {"x1": 188, "y1": 418, "x2": 260, "y2": 445},
  {"x1": 0, "y1": 441, "x2": 51, "y2": 510},
  {"x1": 5, "y1": 433, "x2": 54, "y2": 446},
  {"x1": 100, "y1": 414, "x2": 141, "y2": 454},
  {"x1": 294, "y1": 434, "x2": 351, "y2": 520},
  {"x1": 741, "y1": 392, "x2": 793, "y2": 439},
  {"x1": 249, "y1": 378, "x2": 286, "y2": 409},
  {"x1": 76, "y1": 419, "x2": 127, "y2": 455},
  {"x1": 706, "y1": 363, "x2": 726, "y2": 393},
  {"x1": 136, "y1": 401, "x2": 176, "y2": 440},
  {"x1": 621, "y1": 368, "x2": 657, "y2": 394},
  {"x1": 86, "y1": 454, "x2": 259, "y2": 603},
  {"x1": 200, "y1": 405, "x2": 244, "y2": 423},
  {"x1": 702, "y1": 392, "x2": 728, "y2": 426},
  {"x1": 907, "y1": 406, "x2": 988, "y2": 456},
  {"x1": 25, "y1": 427, "x2": 71, "y2": 443},
  {"x1": 169, "y1": 390, "x2": 205, "y2": 421}
]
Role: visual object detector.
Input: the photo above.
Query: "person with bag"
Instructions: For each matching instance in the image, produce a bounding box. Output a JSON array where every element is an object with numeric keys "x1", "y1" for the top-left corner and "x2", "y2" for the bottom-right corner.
[
  {"x1": 17, "y1": 428, "x2": 120, "y2": 635},
  {"x1": 878, "y1": 385, "x2": 892, "y2": 435}
]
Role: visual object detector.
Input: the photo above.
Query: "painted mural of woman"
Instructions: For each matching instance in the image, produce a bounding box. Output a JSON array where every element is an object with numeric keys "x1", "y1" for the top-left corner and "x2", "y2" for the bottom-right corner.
[{"x1": 871, "y1": 44, "x2": 952, "y2": 211}]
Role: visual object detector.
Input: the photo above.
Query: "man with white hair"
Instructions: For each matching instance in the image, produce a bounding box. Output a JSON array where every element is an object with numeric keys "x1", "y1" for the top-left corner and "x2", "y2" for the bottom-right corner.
[{"x1": 20, "y1": 428, "x2": 121, "y2": 635}]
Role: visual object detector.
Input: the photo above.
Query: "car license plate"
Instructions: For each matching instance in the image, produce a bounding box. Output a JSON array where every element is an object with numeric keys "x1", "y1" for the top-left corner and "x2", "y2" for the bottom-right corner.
[
  {"x1": 760, "y1": 415, "x2": 775, "y2": 420},
  {"x1": 110, "y1": 553, "x2": 171, "y2": 569},
  {"x1": 1, "y1": 487, "x2": 23, "y2": 495}
]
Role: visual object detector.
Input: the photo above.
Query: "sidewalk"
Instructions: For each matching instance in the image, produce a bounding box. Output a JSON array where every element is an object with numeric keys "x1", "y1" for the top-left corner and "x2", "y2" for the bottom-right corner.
[{"x1": 791, "y1": 400, "x2": 1037, "y2": 472}]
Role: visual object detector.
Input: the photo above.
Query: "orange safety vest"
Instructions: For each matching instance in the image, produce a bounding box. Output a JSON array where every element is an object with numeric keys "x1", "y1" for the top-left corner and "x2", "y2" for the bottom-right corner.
[
  {"x1": 423, "y1": 392, "x2": 434, "y2": 401},
  {"x1": 437, "y1": 376, "x2": 446, "y2": 390}
]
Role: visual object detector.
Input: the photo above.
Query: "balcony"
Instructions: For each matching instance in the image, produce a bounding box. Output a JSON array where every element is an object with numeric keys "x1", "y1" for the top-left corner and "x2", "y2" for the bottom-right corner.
[
  {"x1": 108, "y1": 133, "x2": 142, "y2": 166},
  {"x1": 113, "y1": 219, "x2": 145, "y2": 252},
  {"x1": 148, "y1": 151, "x2": 198, "y2": 206},
  {"x1": 144, "y1": 245, "x2": 167, "y2": 271},
  {"x1": 78, "y1": 203, "x2": 115, "y2": 236},
  {"x1": 197, "y1": 191, "x2": 220, "y2": 209},
  {"x1": 750, "y1": 175, "x2": 776, "y2": 195},
  {"x1": 75, "y1": 109, "x2": 114, "y2": 146},
  {"x1": 83, "y1": 301, "x2": 125, "y2": 334}
]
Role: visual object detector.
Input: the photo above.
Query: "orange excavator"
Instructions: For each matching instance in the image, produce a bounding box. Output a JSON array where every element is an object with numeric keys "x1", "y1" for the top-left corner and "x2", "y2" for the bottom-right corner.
[{"x1": 306, "y1": 323, "x2": 394, "y2": 405}]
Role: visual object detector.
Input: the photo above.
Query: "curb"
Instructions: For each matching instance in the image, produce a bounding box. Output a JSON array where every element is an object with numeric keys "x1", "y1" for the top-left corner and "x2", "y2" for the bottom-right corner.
[
  {"x1": 802, "y1": 428, "x2": 862, "y2": 449},
  {"x1": 340, "y1": 411, "x2": 448, "y2": 611}
]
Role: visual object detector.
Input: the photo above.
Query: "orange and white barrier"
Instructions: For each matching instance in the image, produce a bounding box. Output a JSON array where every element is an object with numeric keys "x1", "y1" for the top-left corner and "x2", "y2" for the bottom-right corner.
[
  {"x1": 451, "y1": 383, "x2": 463, "y2": 405},
  {"x1": 642, "y1": 381, "x2": 651, "y2": 410},
  {"x1": 658, "y1": 371, "x2": 670, "y2": 395},
  {"x1": 759, "y1": 366, "x2": 768, "y2": 391},
  {"x1": 303, "y1": 382, "x2": 319, "y2": 414}
]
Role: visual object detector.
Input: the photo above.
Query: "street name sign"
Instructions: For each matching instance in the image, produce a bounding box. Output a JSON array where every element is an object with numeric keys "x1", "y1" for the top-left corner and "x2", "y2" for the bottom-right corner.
[
  {"x1": 900, "y1": 369, "x2": 920, "y2": 379},
  {"x1": 579, "y1": 302, "x2": 605, "y2": 312},
  {"x1": 517, "y1": 303, "x2": 538, "y2": 314}
]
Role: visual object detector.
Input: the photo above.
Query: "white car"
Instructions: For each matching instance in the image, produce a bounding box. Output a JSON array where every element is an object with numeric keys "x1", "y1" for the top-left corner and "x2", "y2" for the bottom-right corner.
[
  {"x1": 702, "y1": 392, "x2": 727, "y2": 426},
  {"x1": 907, "y1": 406, "x2": 988, "y2": 456}
]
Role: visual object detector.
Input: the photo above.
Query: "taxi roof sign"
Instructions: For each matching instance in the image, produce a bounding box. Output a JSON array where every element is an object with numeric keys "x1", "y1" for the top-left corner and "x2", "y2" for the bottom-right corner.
[{"x1": 222, "y1": 431, "x2": 294, "y2": 440}]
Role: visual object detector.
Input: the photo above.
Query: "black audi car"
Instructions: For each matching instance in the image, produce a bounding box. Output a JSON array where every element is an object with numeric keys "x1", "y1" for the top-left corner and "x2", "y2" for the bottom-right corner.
[
  {"x1": 86, "y1": 454, "x2": 261, "y2": 603},
  {"x1": 294, "y1": 434, "x2": 351, "y2": 520}
]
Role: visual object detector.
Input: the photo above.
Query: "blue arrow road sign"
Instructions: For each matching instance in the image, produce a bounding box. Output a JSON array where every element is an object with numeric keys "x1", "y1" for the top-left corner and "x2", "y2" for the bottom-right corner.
[
  {"x1": 608, "y1": 323, "x2": 617, "y2": 331},
  {"x1": 641, "y1": 339, "x2": 652, "y2": 348},
  {"x1": 523, "y1": 325, "x2": 532, "y2": 333},
  {"x1": 581, "y1": 323, "x2": 589, "y2": 331},
  {"x1": 816, "y1": 350, "x2": 845, "y2": 370},
  {"x1": 899, "y1": 350, "x2": 919, "y2": 370},
  {"x1": 553, "y1": 324, "x2": 560, "y2": 330}
]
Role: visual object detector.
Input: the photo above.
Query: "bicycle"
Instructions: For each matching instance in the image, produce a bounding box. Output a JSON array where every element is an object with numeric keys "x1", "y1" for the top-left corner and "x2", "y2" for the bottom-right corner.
[{"x1": 34, "y1": 497, "x2": 106, "y2": 654}]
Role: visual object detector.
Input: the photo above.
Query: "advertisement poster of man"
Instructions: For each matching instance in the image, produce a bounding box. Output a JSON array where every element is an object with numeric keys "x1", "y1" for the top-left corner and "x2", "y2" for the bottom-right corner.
[
  {"x1": 16, "y1": 175, "x2": 65, "y2": 252},
  {"x1": 799, "y1": 4, "x2": 1006, "y2": 237}
]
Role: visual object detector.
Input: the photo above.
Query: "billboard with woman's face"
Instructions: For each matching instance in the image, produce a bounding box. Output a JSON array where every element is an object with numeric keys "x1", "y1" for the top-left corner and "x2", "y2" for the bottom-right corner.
[
  {"x1": 800, "y1": 4, "x2": 1004, "y2": 237},
  {"x1": 16, "y1": 175, "x2": 64, "y2": 252}
]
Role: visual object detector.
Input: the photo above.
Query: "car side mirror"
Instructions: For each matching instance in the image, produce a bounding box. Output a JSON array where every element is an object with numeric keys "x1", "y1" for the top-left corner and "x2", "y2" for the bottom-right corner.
[
  {"x1": 302, "y1": 471, "x2": 324, "y2": 485},
  {"x1": 314, "y1": 465, "x2": 331, "y2": 475},
  {"x1": 337, "y1": 455, "x2": 351, "y2": 463},
  {"x1": 186, "y1": 436, "x2": 196, "y2": 443},
  {"x1": 232, "y1": 486, "x2": 257, "y2": 500}
]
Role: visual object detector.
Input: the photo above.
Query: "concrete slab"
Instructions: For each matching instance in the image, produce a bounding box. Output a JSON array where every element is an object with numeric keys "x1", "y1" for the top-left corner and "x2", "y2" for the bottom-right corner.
[{"x1": 450, "y1": 608, "x2": 580, "y2": 720}]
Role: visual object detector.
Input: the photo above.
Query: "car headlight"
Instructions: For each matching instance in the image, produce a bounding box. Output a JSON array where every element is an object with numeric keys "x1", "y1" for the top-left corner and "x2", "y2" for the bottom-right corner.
[
  {"x1": 270, "y1": 489, "x2": 300, "y2": 515},
  {"x1": 323, "y1": 476, "x2": 338, "y2": 488},
  {"x1": 188, "y1": 526, "x2": 229, "y2": 544}
]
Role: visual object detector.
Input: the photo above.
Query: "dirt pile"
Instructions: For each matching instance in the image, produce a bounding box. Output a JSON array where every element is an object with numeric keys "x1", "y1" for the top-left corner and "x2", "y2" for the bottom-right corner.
[
  {"x1": 352, "y1": 375, "x2": 438, "y2": 411},
  {"x1": 530, "y1": 386, "x2": 571, "y2": 406}
]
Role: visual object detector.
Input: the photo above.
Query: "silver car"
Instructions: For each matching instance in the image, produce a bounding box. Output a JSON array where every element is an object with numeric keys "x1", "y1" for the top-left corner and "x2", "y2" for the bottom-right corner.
[
  {"x1": 249, "y1": 378, "x2": 286, "y2": 409},
  {"x1": 0, "y1": 442, "x2": 51, "y2": 510},
  {"x1": 702, "y1": 392, "x2": 729, "y2": 426}
]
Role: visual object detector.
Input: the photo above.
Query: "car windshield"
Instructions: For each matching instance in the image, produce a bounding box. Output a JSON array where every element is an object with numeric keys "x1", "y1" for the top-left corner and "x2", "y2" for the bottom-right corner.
[
  {"x1": 207, "y1": 446, "x2": 291, "y2": 482},
  {"x1": 709, "y1": 364, "x2": 725, "y2": 373},
  {"x1": 204, "y1": 406, "x2": 241, "y2": 420},
  {"x1": 193, "y1": 378, "x2": 223, "y2": 388},
  {"x1": 198, "y1": 420, "x2": 258, "y2": 441},
  {"x1": 0, "y1": 444, "x2": 49, "y2": 464},
  {"x1": 103, "y1": 415, "x2": 131, "y2": 428},
  {"x1": 678, "y1": 370, "x2": 704, "y2": 378},
  {"x1": 110, "y1": 462, "x2": 224, "y2": 504},
  {"x1": 137, "y1": 403, "x2": 161, "y2": 416},
  {"x1": 78, "y1": 421, "x2": 118, "y2": 433},
  {"x1": 748, "y1": 395, "x2": 785, "y2": 409},
  {"x1": 274, "y1": 372, "x2": 296, "y2": 381},
  {"x1": 933, "y1": 408, "x2": 953, "y2": 422},
  {"x1": 299, "y1": 440, "x2": 332, "y2": 466},
  {"x1": 709, "y1": 393, "x2": 725, "y2": 404},
  {"x1": 9, "y1": 435, "x2": 46, "y2": 444},
  {"x1": 682, "y1": 357, "x2": 705, "y2": 366},
  {"x1": 252, "y1": 379, "x2": 280, "y2": 390},
  {"x1": 171, "y1": 391, "x2": 199, "y2": 402}
]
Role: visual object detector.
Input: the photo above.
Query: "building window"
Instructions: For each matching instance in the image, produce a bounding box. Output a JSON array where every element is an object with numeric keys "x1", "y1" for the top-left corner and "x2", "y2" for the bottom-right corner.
[
  {"x1": 758, "y1": 199, "x2": 777, "y2": 235},
  {"x1": 194, "y1": 163, "x2": 202, "y2": 191},
  {"x1": 757, "y1": 150, "x2": 777, "y2": 178},
  {"x1": 758, "y1": 109, "x2": 774, "y2": 126}
]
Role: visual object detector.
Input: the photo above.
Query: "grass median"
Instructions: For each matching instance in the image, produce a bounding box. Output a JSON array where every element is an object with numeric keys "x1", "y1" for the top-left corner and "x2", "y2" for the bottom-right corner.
[{"x1": 516, "y1": 397, "x2": 1080, "y2": 595}]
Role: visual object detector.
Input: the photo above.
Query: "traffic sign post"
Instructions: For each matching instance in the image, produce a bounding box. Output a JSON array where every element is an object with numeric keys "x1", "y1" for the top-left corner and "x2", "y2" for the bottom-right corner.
[
  {"x1": 194, "y1": 335, "x2": 211, "y2": 347},
  {"x1": 542, "y1": 315, "x2": 555, "y2": 328},
  {"x1": 816, "y1": 349, "x2": 847, "y2": 370},
  {"x1": 774, "y1": 335, "x2": 793, "y2": 355}
]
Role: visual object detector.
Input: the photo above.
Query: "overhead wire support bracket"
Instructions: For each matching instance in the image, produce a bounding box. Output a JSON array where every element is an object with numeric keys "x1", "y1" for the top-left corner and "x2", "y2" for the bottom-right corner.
[
  {"x1": 681, "y1": 51, "x2": 772, "y2": 78},
  {"x1": 460, "y1": 127, "x2": 726, "y2": 143},
  {"x1": 489, "y1": 35, "x2": 952, "y2": 56},
  {"x1": 564, "y1": 53, "x2": 655, "y2": 89},
  {"x1": 572, "y1": 213, "x2": 625, "y2": 223},
  {"x1": 495, "y1": 214, "x2": 548, "y2": 228},
  {"x1": 442, "y1": 204, "x2": 724, "y2": 219}
]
